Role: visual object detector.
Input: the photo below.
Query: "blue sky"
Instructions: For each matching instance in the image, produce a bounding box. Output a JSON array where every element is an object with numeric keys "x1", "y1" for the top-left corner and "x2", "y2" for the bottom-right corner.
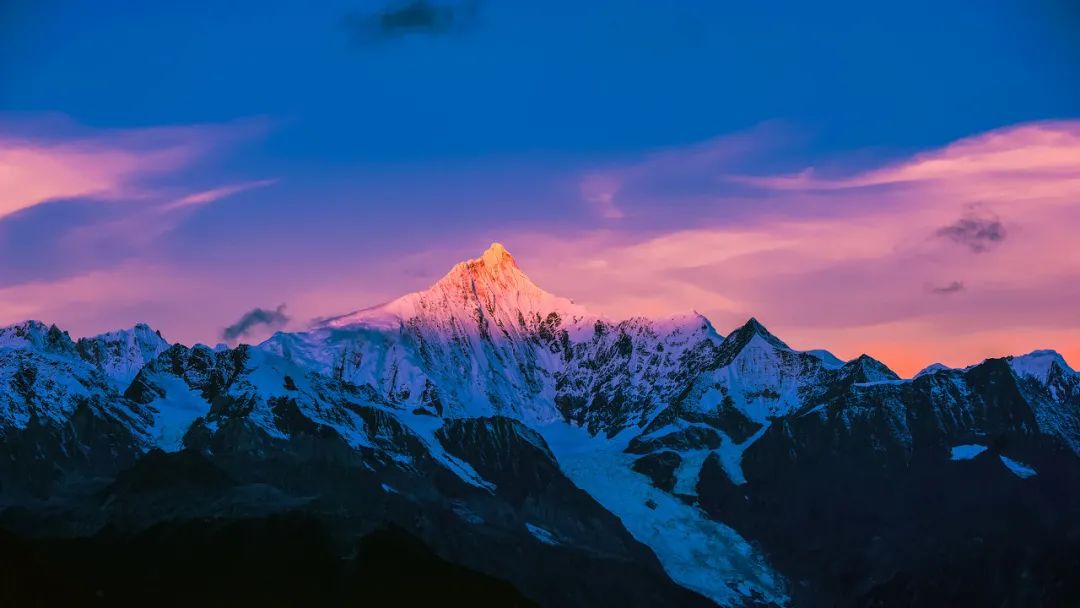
[
  {"x1": 5, "y1": 0, "x2": 1075, "y2": 157},
  {"x1": 1, "y1": 0, "x2": 1078, "y2": 373}
]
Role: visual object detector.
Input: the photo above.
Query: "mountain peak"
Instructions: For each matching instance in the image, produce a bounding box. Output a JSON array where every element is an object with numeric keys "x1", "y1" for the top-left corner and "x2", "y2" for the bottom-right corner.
[
  {"x1": 845, "y1": 354, "x2": 900, "y2": 383},
  {"x1": 448, "y1": 242, "x2": 521, "y2": 283},
  {"x1": 1009, "y1": 349, "x2": 1075, "y2": 382},
  {"x1": 87, "y1": 323, "x2": 166, "y2": 343},
  {"x1": 436, "y1": 242, "x2": 544, "y2": 298},
  {"x1": 729, "y1": 317, "x2": 790, "y2": 350},
  {"x1": 742, "y1": 317, "x2": 767, "y2": 332},
  {"x1": 712, "y1": 317, "x2": 792, "y2": 368},
  {"x1": 476, "y1": 242, "x2": 516, "y2": 270},
  {"x1": 73, "y1": 323, "x2": 171, "y2": 386},
  {"x1": 0, "y1": 320, "x2": 75, "y2": 354},
  {"x1": 915, "y1": 362, "x2": 951, "y2": 378},
  {"x1": 321, "y1": 242, "x2": 588, "y2": 331}
]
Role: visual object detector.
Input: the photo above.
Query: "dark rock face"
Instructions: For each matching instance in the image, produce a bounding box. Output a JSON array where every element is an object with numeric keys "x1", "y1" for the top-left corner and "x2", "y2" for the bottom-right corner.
[
  {"x1": 125, "y1": 343, "x2": 249, "y2": 407},
  {"x1": 701, "y1": 445, "x2": 1080, "y2": 607},
  {"x1": 0, "y1": 401, "x2": 146, "y2": 501},
  {"x1": 628, "y1": 425, "x2": 723, "y2": 454},
  {"x1": 353, "y1": 524, "x2": 537, "y2": 606},
  {"x1": 631, "y1": 451, "x2": 682, "y2": 492},
  {"x1": 695, "y1": 357, "x2": 1080, "y2": 607},
  {"x1": 712, "y1": 318, "x2": 792, "y2": 369},
  {"x1": 0, "y1": 401, "x2": 146, "y2": 498}
]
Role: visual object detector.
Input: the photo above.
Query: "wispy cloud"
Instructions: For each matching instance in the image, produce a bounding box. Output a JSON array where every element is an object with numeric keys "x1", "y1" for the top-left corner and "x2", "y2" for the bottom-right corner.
[
  {"x1": 0, "y1": 132, "x2": 185, "y2": 219},
  {"x1": 579, "y1": 174, "x2": 624, "y2": 219},
  {"x1": 222, "y1": 304, "x2": 290, "y2": 341},
  {"x1": 935, "y1": 205, "x2": 1006, "y2": 253},
  {"x1": 926, "y1": 280, "x2": 965, "y2": 295},
  {"x1": 0, "y1": 116, "x2": 268, "y2": 220},
  {"x1": 575, "y1": 122, "x2": 792, "y2": 222},
  {"x1": 165, "y1": 179, "x2": 278, "y2": 210},
  {"x1": 0, "y1": 115, "x2": 274, "y2": 288},
  {"x1": 345, "y1": 0, "x2": 482, "y2": 45},
  {"x1": 737, "y1": 121, "x2": 1080, "y2": 193}
]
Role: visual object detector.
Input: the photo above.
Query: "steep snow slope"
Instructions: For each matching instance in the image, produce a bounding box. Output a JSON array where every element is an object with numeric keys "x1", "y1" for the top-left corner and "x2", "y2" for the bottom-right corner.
[{"x1": 539, "y1": 421, "x2": 787, "y2": 606}]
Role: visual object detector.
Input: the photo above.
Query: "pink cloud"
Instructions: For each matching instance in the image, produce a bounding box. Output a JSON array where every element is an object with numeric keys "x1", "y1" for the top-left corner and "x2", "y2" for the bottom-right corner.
[
  {"x1": 0, "y1": 115, "x2": 277, "y2": 293},
  {"x1": 165, "y1": 178, "x2": 279, "y2": 210},
  {"x1": 579, "y1": 174, "x2": 625, "y2": 219},
  {"x1": 576, "y1": 121, "x2": 794, "y2": 220},
  {"x1": 739, "y1": 120, "x2": 1080, "y2": 192},
  {"x1": 0, "y1": 116, "x2": 269, "y2": 219}
]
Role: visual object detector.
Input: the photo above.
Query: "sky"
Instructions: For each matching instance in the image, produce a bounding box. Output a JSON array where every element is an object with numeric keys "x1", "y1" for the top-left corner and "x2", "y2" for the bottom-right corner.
[{"x1": 1, "y1": 0, "x2": 1079, "y2": 376}]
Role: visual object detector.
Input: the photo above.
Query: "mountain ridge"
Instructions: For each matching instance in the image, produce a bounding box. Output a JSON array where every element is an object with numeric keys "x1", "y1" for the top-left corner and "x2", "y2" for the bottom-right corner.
[{"x1": 2, "y1": 243, "x2": 1079, "y2": 606}]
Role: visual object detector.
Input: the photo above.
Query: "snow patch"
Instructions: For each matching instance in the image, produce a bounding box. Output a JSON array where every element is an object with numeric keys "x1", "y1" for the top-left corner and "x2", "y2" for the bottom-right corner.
[
  {"x1": 999, "y1": 455, "x2": 1037, "y2": 479},
  {"x1": 715, "y1": 423, "x2": 771, "y2": 485},
  {"x1": 950, "y1": 444, "x2": 988, "y2": 461},
  {"x1": 144, "y1": 374, "x2": 212, "y2": 452},
  {"x1": 672, "y1": 450, "x2": 711, "y2": 495},
  {"x1": 525, "y1": 523, "x2": 559, "y2": 545},
  {"x1": 854, "y1": 379, "x2": 909, "y2": 387}
]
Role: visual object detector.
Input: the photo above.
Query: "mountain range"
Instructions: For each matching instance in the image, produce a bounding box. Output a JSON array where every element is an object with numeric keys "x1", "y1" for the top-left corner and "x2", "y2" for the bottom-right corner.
[{"x1": 2, "y1": 243, "x2": 1078, "y2": 606}]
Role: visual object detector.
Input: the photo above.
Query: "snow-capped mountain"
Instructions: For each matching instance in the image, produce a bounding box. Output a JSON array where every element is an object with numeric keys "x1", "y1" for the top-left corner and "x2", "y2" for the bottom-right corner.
[
  {"x1": 2, "y1": 243, "x2": 1079, "y2": 607},
  {"x1": 0, "y1": 322, "x2": 153, "y2": 498},
  {"x1": 76, "y1": 323, "x2": 170, "y2": 387},
  {"x1": 263, "y1": 243, "x2": 592, "y2": 422},
  {"x1": 261, "y1": 243, "x2": 726, "y2": 433}
]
